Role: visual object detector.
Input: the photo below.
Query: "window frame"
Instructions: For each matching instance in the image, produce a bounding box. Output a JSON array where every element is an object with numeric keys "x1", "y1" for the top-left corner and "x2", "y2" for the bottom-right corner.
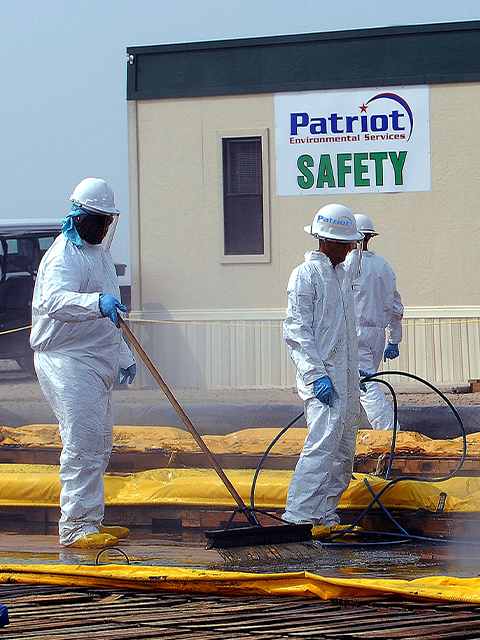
[{"x1": 218, "y1": 128, "x2": 271, "y2": 264}]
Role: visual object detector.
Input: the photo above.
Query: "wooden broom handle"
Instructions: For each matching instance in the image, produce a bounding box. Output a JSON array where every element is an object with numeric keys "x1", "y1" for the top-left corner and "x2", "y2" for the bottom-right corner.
[{"x1": 118, "y1": 316, "x2": 257, "y2": 525}]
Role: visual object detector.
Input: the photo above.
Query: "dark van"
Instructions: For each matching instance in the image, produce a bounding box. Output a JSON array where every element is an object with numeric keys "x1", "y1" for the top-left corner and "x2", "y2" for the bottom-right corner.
[{"x1": 0, "y1": 220, "x2": 62, "y2": 374}]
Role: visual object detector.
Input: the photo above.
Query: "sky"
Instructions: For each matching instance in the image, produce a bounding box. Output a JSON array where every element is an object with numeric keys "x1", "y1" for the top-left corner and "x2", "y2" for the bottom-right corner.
[{"x1": 1, "y1": 0, "x2": 479, "y2": 283}]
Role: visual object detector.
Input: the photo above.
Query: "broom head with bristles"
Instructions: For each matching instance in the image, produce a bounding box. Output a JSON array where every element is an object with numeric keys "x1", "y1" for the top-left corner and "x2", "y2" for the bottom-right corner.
[{"x1": 205, "y1": 522, "x2": 313, "y2": 550}]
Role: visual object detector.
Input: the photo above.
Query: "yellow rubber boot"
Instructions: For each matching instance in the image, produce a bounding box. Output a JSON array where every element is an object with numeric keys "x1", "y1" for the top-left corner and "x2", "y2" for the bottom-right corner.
[
  {"x1": 311, "y1": 525, "x2": 331, "y2": 539},
  {"x1": 330, "y1": 524, "x2": 364, "y2": 534},
  {"x1": 99, "y1": 525, "x2": 130, "y2": 539},
  {"x1": 68, "y1": 533, "x2": 119, "y2": 549}
]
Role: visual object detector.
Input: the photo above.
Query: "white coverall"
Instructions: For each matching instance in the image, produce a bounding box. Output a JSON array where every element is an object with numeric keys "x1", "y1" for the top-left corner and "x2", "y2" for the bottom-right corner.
[
  {"x1": 283, "y1": 251, "x2": 360, "y2": 526},
  {"x1": 30, "y1": 234, "x2": 135, "y2": 546},
  {"x1": 347, "y1": 249, "x2": 404, "y2": 431}
]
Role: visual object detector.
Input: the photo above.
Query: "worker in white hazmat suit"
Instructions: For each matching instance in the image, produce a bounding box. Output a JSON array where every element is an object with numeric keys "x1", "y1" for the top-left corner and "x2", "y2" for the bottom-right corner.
[
  {"x1": 345, "y1": 214, "x2": 404, "y2": 431},
  {"x1": 283, "y1": 204, "x2": 363, "y2": 529},
  {"x1": 30, "y1": 178, "x2": 136, "y2": 548}
]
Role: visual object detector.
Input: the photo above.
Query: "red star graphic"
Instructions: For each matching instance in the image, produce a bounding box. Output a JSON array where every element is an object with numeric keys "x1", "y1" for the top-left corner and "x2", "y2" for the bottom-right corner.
[{"x1": 360, "y1": 103, "x2": 368, "y2": 113}]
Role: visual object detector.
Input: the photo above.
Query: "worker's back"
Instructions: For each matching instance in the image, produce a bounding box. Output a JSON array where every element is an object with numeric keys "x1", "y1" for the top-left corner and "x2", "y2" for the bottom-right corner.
[{"x1": 348, "y1": 249, "x2": 399, "y2": 331}]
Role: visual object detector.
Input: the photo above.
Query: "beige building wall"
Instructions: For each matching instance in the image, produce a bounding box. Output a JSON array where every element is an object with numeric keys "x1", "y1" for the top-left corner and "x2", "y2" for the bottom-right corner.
[{"x1": 128, "y1": 82, "x2": 480, "y2": 388}]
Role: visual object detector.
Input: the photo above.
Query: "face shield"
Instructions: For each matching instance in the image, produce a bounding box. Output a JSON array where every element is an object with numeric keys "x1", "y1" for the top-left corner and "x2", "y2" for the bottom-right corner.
[
  {"x1": 71, "y1": 207, "x2": 119, "y2": 250},
  {"x1": 100, "y1": 213, "x2": 119, "y2": 251}
]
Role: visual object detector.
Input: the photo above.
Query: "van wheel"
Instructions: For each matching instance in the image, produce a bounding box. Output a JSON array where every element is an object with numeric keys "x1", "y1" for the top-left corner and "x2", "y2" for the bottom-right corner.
[{"x1": 16, "y1": 356, "x2": 36, "y2": 377}]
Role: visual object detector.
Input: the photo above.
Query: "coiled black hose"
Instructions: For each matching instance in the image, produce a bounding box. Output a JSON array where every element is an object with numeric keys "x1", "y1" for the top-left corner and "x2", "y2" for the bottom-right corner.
[
  {"x1": 249, "y1": 371, "x2": 467, "y2": 544},
  {"x1": 369, "y1": 371, "x2": 466, "y2": 482}
]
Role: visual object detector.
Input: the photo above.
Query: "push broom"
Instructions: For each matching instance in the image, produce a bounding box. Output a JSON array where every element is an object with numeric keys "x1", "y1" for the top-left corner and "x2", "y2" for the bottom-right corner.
[{"x1": 118, "y1": 317, "x2": 315, "y2": 558}]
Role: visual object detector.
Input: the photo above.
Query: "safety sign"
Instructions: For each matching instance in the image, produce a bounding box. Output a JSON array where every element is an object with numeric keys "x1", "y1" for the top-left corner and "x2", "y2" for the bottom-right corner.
[{"x1": 274, "y1": 85, "x2": 430, "y2": 195}]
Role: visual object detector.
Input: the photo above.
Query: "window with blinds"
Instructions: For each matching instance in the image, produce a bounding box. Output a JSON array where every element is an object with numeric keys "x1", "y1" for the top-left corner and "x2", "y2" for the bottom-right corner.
[{"x1": 222, "y1": 137, "x2": 264, "y2": 255}]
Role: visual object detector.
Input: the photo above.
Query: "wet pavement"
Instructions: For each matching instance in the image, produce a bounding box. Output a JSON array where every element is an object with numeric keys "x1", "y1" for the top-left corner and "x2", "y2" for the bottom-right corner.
[{"x1": 2, "y1": 530, "x2": 480, "y2": 582}]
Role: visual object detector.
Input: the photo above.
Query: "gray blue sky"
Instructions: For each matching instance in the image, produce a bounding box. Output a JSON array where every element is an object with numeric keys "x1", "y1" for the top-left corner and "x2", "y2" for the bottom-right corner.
[{"x1": 1, "y1": 0, "x2": 479, "y2": 281}]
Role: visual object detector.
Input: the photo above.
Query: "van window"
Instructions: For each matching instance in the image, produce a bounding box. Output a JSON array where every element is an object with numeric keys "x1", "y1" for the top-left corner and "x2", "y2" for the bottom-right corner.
[{"x1": 39, "y1": 236, "x2": 55, "y2": 251}]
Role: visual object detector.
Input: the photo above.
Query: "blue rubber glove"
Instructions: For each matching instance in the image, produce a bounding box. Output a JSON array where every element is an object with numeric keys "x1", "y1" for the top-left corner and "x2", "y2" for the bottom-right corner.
[
  {"x1": 359, "y1": 370, "x2": 373, "y2": 393},
  {"x1": 313, "y1": 376, "x2": 334, "y2": 407},
  {"x1": 384, "y1": 343, "x2": 399, "y2": 362},
  {"x1": 120, "y1": 363, "x2": 136, "y2": 385},
  {"x1": 359, "y1": 369, "x2": 373, "y2": 378},
  {"x1": 99, "y1": 294, "x2": 127, "y2": 328}
]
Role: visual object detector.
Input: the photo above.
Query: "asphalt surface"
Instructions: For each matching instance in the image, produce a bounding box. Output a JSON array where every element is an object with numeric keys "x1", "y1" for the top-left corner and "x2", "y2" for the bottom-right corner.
[{"x1": 0, "y1": 359, "x2": 479, "y2": 437}]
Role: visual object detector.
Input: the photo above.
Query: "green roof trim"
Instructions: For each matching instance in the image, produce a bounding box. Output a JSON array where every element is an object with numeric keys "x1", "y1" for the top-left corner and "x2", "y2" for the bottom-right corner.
[{"x1": 127, "y1": 21, "x2": 480, "y2": 100}]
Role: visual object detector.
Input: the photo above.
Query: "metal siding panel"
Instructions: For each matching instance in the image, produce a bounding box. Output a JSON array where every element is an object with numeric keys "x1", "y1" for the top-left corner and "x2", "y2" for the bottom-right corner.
[
  {"x1": 234, "y1": 323, "x2": 246, "y2": 387},
  {"x1": 246, "y1": 323, "x2": 257, "y2": 387},
  {"x1": 254, "y1": 324, "x2": 263, "y2": 386},
  {"x1": 458, "y1": 320, "x2": 467, "y2": 383},
  {"x1": 127, "y1": 312, "x2": 480, "y2": 389},
  {"x1": 425, "y1": 323, "x2": 436, "y2": 383},
  {"x1": 440, "y1": 320, "x2": 453, "y2": 382},
  {"x1": 467, "y1": 320, "x2": 480, "y2": 379},
  {"x1": 433, "y1": 321, "x2": 443, "y2": 382},
  {"x1": 417, "y1": 322, "x2": 427, "y2": 380},
  {"x1": 216, "y1": 324, "x2": 229, "y2": 387},
  {"x1": 267, "y1": 321, "x2": 280, "y2": 387},
  {"x1": 205, "y1": 323, "x2": 213, "y2": 388},
  {"x1": 184, "y1": 323, "x2": 196, "y2": 387}
]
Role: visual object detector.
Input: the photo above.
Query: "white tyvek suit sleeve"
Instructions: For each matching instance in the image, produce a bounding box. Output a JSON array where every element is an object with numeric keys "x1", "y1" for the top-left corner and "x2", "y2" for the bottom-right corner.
[
  {"x1": 386, "y1": 283, "x2": 404, "y2": 346},
  {"x1": 119, "y1": 338, "x2": 136, "y2": 369},
  {"x1": 283, "y1": 263, "x2": 327, "y2": 388},
  {"x1": 33, "y1": 243, "x2": 101, "y2": 322},
  {"x1": 344, "y1": 247, "x2": 362, "y2": 281}
]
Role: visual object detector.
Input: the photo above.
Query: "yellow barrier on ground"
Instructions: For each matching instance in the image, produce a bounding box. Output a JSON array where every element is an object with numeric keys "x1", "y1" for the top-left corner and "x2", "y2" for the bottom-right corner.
[
  {"x1": 1, "y1": 564, "x2": 480, "y2": 602},
  {"x1": 0, "y1": 424, "x2": 478, "y2": 457},
  {"x1": 1, "y1": 464, "x2": 480, "y2": 513}
]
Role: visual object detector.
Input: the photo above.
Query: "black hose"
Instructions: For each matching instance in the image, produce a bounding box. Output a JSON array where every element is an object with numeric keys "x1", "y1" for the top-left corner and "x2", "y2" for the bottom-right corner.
[
  {"x1": 327, "y1": 370, "x2": 467, "y2": 544},
  {"x1": 363, "y1": 370, "x2": 467, "y2": 482},
  {"x1": 250, "y1": 370, "x2": 468, "y2": 545},
  {"x1": 365, "y1": 376, "x2": 399, "y2": 478},
  {"x1": 95, "y1": 547, "x2": 130, "y2": 565},
  {"x1": 249, "y1": 411, "x2": 304, "y2": 517}
]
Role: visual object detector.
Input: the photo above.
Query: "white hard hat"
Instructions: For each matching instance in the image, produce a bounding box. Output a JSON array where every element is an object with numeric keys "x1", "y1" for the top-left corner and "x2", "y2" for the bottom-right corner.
[
  {"x1": 304, "y1": 204, "x2": 363, "y2": 243},
  {"x1": 69, "y1": 178, "x2": 120, "y2": 215},
  {"x1": 354, "y1": 213, "x2": 378, "y2": 236}
]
